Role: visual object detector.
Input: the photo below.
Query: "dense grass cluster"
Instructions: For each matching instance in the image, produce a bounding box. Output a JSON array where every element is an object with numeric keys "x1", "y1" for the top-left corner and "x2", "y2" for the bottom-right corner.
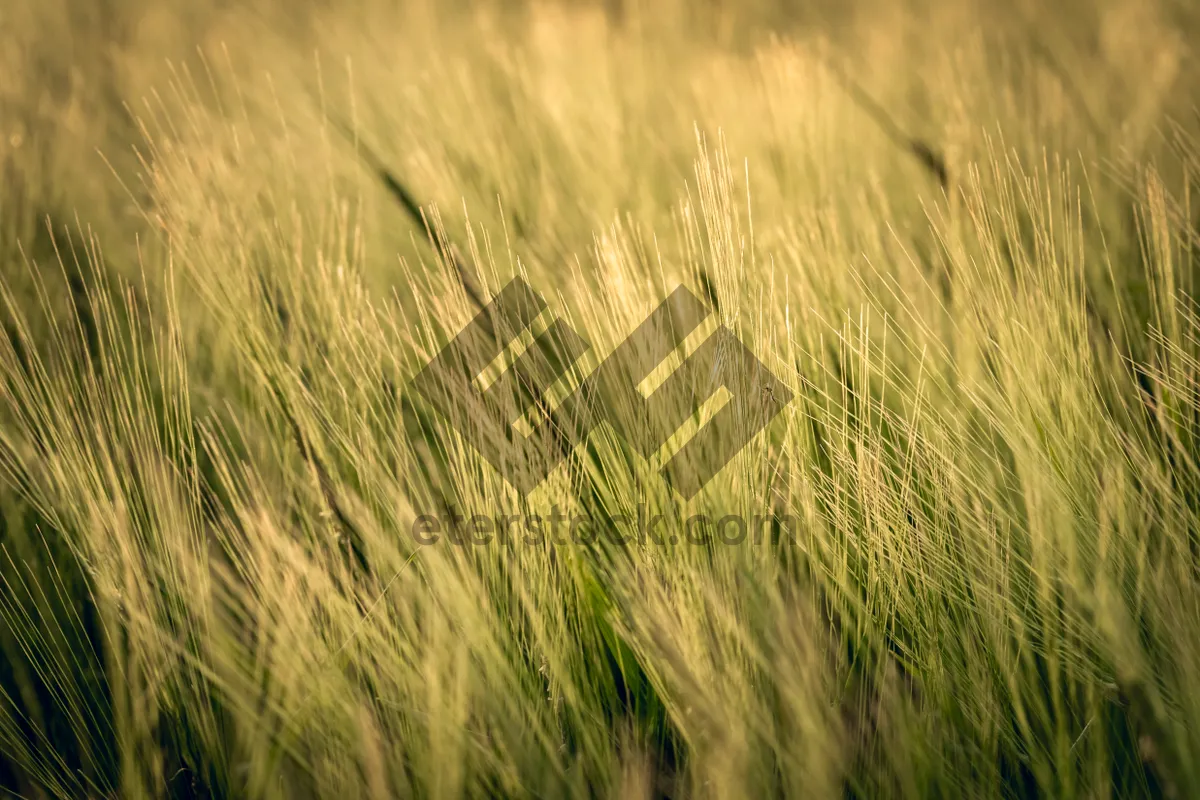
[{"x1": 2, "y1": 0, "x2": 1200, "y2": 796}]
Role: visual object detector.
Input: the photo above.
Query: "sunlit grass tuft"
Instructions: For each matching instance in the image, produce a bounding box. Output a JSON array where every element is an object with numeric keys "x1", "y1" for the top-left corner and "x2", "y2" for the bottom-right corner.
[{"x1": 2, "y1": 0, "x2": 1200, "y2": 797}]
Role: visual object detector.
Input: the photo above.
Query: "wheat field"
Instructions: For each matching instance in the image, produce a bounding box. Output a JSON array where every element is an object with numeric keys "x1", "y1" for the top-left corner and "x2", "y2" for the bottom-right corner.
[{"x1": 1, "y1": 0, "x2": 1199, "y2": 797}]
